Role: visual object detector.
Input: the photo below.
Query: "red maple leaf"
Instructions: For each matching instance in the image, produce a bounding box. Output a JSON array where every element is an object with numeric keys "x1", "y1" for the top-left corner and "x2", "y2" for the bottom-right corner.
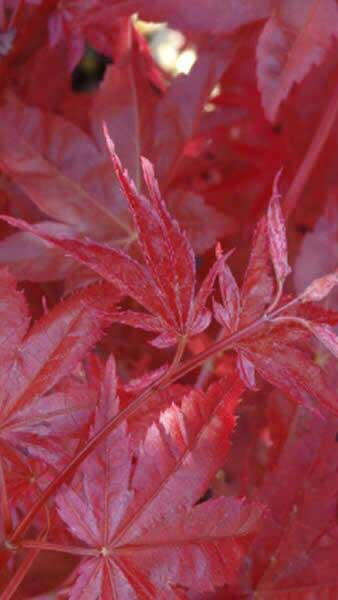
[
  {"x1": 2, "y1": 143, "x2": 223, "y2": 349},
  {"x1": 0, "y1": 269, "x2": 119, "y2": 465},
  {"x1": 0, "y1": 4, "x2": 337, "y2": 598},
  {"x1": 250, "y1": 406, "x2": 338, "y2": 598},
  {"x1": 213, "y1": 187, "x2": 338, "y2": 413},
  {"x1": 257, "y1": 0, "x2": 338, "y2": 121},
  {"x1": 23, "y1": 366, "x2": 264, "y2": 598}
]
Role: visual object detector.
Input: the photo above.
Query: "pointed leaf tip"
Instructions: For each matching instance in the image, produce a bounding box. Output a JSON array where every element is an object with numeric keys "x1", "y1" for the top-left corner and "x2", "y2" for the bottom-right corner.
[
  {"x1": 103, "y1": 122, "x2": 127, "y2": 185},
  {"x1": 140, "y1": 155, "x2": 162, "y2": 209},
  {"x1": 301, "y1": 270, "x2": 338, "y2": 303},
  {"x1": 306, "y1": 322, "x2": 338, "y2": 359},
  {"x1": 102, "y1": 122, "x2": 115, "y2": 154}
]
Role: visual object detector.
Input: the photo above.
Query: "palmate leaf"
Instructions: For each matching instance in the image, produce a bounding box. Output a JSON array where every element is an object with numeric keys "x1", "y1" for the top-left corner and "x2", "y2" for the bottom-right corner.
[
  {"x1": 0, "y1": 92, "x2": 127, "y2": 239},
  {"x1": 55, "y1": 369, "x2": 263, "y2": 599},
  {"x1": 257, "y1": 0, "x2": 338, "y2": 121},
  {"x1": 0, "y1": 270, "x2": 120, "y2": 463},
  {"x1": 0, "y1": 39, "x2": 235, "y2": 282},
  {"x1": 3, "y1": 143, "x2": 222, "y2": 348},
  {"x1": 214, "y1": 190, "x2": 338, "y2": 414},
  {"x1": 0, "y1": 58, "x2": 155, "y2": 283},
  {"x1": 249, "y1": 406, "x2": 338, "y2": 599},
  {"x1": 108, "y1": 140, "x2": 196, "y2": 337},
  {"x1": 0, "y1": 2, "x2": 338, "y2": 599},
  {"x1": 240, "y1": 323, "x2": 338, "y2": 416}
]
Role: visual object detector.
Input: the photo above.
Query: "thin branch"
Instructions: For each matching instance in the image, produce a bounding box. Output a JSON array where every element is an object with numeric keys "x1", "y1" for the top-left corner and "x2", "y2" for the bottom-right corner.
[
  {"x1": 8, "y1": 295, "x2": 301, "y2": 546},
  {"x1": 283, "y1": 76, "x2": 338, "y2": 218}
]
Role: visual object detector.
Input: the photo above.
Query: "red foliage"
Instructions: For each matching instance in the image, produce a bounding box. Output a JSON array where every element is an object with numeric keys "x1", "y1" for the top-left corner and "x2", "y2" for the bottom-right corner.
[{"x1": 0, "y1": 2, "x2": 337, "y2": 598}]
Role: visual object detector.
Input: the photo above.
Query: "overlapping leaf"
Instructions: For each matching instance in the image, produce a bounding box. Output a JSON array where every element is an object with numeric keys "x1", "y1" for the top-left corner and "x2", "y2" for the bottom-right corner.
[
  {"x1": 0, "y1": 3, "x2": 337, "y2": 598},
  {"x1": 3, "y1": 143, "x2": 222, "y2": 348},
  {"x1": 0, "y1": 92, "x2": 129, "y2": 240},
  {"x1": 148, "y1": 46, "x2": 234, "y2": 187},
  {"x1": 168, "y1": 190, "x2": 238, "y2": 255},
  {"x1": 0, "y1": 271, "x2": 120, "y2": 463},
  {"x1": 214, "y1": 190, "x2": 338, "y2": 413},
  {"x1": 257, "y1": 0, "x2": 338, "y2": 121},
  {"x1": 250, "y1": 406, "x2": 338, "y2": 598},
  {"x1": 54, "y1": 369, "x2": 263, "y2": 598}
]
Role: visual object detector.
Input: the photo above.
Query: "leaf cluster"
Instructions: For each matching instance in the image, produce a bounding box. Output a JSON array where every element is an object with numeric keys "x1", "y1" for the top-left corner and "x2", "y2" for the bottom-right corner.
[{"x1": 0, "y1": 1, "x2": 337, "y2": 598}]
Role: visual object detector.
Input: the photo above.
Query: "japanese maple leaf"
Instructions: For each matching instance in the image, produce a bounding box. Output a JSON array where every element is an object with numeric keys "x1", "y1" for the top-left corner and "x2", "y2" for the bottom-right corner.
[
  {"x1": 248, "y1": 406, "x2": 338, "y2": 598},
  {"x1": 256, "y1": 0, "x2": 338, "y2": 121},
  {"x1": 0, "y1": 33, "x2": 233, "y2": 281},
  {"x1": 0, "y1": 92, "x2": 130, "y2": 241},
  {"x1": 3, "y1": 140, "x2": 222, "y2": 348},
  {"x1": 0, "y1": 59, "x2": 151, "y2": 283},
  {"x1": 44, "y1": 365, "x2": 264, "y2": 599},
  {"x1": 213, "y1": 187, "x2": 287, "y2": 387},
  {"x1": 0, "y1": 268, "x2": 120, "y2": 464},
  {"x1": 214, "y1": 187, "x2": 338, "y2": 414}
]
